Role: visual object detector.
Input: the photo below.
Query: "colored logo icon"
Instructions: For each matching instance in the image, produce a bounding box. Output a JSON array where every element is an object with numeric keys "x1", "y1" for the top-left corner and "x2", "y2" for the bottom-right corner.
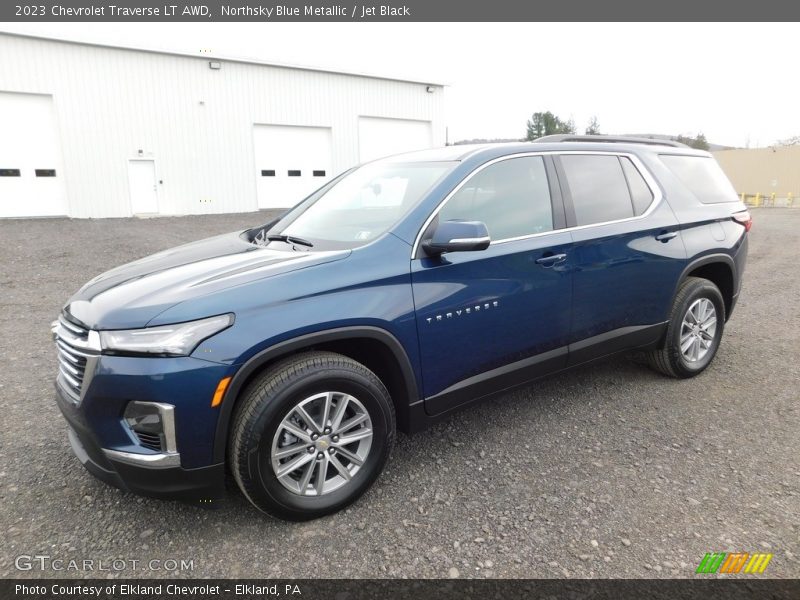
[{"x1": 696, "y1": 552, "x2": 773, "y2": 574}]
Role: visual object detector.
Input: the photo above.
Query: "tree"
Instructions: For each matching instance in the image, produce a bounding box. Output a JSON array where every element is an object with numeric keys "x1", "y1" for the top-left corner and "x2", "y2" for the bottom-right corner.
[
  {"x1": 777, "y1": 135, "x2": 800, "y2": 146},
  {"x1": 525, "y1": 111, "x2": 576, "y2": 140},
  {"x1": 692, "y1": 133, "x2": 710, "y2": 151},
  {"x1": 585, "y1": 116, "x2": 601, "y2": 135},
  {"x1": 675, "y1": 133, "x2": 710, "y2": 151}
]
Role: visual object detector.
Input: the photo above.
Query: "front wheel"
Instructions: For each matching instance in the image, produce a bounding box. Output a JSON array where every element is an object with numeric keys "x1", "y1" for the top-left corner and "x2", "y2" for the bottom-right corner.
[
  {"x1": 646, "y1": 276, "x2": 726, "y2": 378},
  {"x1": 229, "y1": 351, "x2": 395, "y2": 520}
]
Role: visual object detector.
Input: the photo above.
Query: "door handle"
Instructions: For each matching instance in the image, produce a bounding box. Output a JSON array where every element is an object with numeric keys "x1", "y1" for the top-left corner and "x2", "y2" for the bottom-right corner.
[
  {"x1": 535, "y1": 253, "x2": 567, "y2": 267},
  {"x1": 655, "y1": 231, "x2": 677, "y2": 242}
]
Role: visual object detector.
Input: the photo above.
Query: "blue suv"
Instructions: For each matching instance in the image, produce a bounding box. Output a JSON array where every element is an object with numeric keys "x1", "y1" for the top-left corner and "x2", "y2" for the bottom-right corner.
[{"x1": 53, "y1": 136, "x2": 750, "y2": 520}]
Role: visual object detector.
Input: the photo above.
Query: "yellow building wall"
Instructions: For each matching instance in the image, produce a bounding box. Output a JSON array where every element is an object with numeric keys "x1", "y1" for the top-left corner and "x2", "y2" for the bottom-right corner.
[{"x1": 713, "y1": 146, "x2": 800, "y2": 198}]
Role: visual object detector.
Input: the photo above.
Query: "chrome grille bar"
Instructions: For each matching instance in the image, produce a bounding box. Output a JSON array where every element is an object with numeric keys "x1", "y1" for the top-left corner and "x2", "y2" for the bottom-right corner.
[
  {"x1": 59, "y1": 317, "x2": 87, "y2": 337},
  {"x1": 58, "y1": 365, "x2": 82, "y2": 391},
  {"x1": 52, "y1": 314, "x2": 99, "y2": 402},
  {"x1": 57, "y1": 355, "x2": 82, "y2": 377},
  {"x1": 55, "y1": 340, "x2": 85, "y2": 362}
]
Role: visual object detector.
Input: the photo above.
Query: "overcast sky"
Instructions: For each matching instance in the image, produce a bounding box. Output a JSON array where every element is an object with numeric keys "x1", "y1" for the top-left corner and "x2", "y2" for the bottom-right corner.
[{"x1": 1, "y1": 22, "x2": 798, "y2": 147}]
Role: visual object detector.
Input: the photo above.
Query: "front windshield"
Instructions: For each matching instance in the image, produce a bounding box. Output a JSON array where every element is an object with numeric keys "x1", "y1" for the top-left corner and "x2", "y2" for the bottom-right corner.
[{"x1": 266, "y1": 161, "x2": 454, "y2": 250}]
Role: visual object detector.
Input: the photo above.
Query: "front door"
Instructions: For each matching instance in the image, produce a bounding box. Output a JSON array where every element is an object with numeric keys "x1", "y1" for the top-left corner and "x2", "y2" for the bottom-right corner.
[
  {"x1": 127, "y1": 159, "x2": 158, "y2": 215},
  {"x1": 412, "y1": 155, "x2": 573, "y2": 416}
]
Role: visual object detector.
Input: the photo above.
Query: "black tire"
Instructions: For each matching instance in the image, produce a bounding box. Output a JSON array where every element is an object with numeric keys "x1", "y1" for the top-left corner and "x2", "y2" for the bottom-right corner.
[
  {"x1": 646, "y1": 276, "x2": 726, "y2": 378},
  {"x1": 228, "y1": 351, "x2": 395, "y2": 520}
]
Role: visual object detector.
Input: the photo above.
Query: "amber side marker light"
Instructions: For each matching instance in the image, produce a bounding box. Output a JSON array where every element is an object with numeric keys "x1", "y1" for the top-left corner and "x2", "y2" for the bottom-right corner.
[{"x1": 211, "y1": 376, "x2": 232, "y2": 407}]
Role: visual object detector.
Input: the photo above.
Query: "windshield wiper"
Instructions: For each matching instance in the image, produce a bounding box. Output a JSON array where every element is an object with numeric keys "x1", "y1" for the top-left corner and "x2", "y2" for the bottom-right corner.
[{"x1": 266, "y1": 234, "x2": 314, "y2": 248}]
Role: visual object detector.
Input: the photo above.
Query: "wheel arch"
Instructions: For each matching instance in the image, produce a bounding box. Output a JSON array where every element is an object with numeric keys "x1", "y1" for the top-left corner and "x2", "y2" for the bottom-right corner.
[
  {"x1": 676, "y1": 254, "x2": 736, "y2": 321},
  {"x1": 212, "y1": 326, "x2": 419, "y2": 463}
]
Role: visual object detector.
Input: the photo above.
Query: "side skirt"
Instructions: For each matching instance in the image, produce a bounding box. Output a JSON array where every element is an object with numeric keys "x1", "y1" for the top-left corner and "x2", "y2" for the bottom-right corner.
[{"x1": 410, "y1": 322, "x2": 667, "y2": 432}]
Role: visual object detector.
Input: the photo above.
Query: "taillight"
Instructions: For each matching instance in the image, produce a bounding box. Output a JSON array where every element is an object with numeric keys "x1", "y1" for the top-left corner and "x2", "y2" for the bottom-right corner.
[{"x1": 732, "y1": 210, "x2": 752, "y2": 232}]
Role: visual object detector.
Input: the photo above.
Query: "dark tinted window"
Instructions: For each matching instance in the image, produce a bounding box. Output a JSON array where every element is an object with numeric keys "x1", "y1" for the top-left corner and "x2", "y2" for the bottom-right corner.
[
  {"x1": 620, "y1": 157, "x2": 653, "y2": 215},
  {"x1": 660, "y1": 155, "x2": 739, "y2": 204},
  {"x1": 560, "y1": 155, "x2": 633, "y2": 226},
  {"x1": 439, "y1": 156, "x2": 552, "y2": 240}
]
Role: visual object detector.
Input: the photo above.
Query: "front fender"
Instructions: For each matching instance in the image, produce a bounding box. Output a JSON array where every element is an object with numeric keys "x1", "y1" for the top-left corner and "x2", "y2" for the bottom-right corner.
[{"x1": 209, "y1": 325, "x2": 419, "y2": 463}]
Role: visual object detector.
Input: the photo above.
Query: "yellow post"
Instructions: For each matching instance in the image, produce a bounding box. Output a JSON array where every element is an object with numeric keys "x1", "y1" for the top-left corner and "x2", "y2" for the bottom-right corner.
[
  {"x1": 788, "y1": 192, "x2": 794, "y2": 208},
  {"x1": 770, "y1": 192, "x2": 776, "y2": 207},
  {"x1": 755, "y1": 193, "x2": 761, "y2": 207}
]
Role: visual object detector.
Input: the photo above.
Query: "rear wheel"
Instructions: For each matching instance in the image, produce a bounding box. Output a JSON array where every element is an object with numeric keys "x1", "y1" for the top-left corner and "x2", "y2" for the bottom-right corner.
[
  {"x1": 229, "y1": 351, "x2": 395, "y2": 520},
  {"x1": 646, "y1": 276, "x2": 726, "y2": 378}
]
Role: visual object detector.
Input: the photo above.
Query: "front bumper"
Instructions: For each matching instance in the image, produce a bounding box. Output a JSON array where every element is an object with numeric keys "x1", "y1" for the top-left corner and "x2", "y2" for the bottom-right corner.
[
  {"x1": 65, "y1": 425, "x2": 225, "y2": 504},
  {"x1": 55, "y1": 365, "x2": 228, "y2": 505}
]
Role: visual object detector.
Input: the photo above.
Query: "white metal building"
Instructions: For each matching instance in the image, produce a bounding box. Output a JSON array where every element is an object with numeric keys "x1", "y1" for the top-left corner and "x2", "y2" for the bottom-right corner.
[{"x1": 0, "y1": 32, "x2": 446, "y2": 218}]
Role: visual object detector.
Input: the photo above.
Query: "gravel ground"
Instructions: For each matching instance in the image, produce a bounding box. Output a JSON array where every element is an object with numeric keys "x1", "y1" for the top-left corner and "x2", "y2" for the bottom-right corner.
[{"x1": 0, "y1": 208, "x2": 797, "y2": 579}]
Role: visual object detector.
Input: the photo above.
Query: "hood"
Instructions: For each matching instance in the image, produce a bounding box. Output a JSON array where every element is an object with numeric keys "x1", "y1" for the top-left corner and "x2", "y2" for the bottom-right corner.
[{"x1": 65, "y1": 231, "x2": 350, "y2": 330}]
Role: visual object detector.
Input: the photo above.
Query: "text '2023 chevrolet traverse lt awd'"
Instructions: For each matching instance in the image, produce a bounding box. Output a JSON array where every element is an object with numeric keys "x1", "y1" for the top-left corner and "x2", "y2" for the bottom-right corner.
[{"x1": 53, "y1": 136, "x2": 749, "y2": 520}]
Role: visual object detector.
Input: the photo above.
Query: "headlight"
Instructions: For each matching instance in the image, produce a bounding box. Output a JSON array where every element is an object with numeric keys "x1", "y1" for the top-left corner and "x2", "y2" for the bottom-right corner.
[{"x1": 99, "y1": 314, "x2": 234, "y2": 356}]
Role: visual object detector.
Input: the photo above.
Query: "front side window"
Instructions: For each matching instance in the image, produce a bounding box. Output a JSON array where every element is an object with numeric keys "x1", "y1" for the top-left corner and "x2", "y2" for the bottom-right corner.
[
  {"x1": 268, "y1": 161, "x2": 453, "y2": 249},
  {"x1": 438, "y1": 156, "x2": 553, "y2": 241},
  {"x1": 560, "y1": 154, "x2": 635, "y2": 226}
]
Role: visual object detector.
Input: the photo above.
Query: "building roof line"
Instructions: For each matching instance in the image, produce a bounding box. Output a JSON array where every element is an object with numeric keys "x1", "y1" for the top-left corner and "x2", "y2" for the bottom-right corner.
[{"x1": 0, "y1": 30, "x2": 448, "y2": 87}]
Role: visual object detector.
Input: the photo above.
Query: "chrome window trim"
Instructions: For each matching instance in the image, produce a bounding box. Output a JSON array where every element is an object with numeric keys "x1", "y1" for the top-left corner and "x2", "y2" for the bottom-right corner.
[
  {"x1": 410, "y1": 150, "x2": 663, "y2": 258},
  {"x1": 447, "y1": 236, "x2": 491, "y2": 244}
]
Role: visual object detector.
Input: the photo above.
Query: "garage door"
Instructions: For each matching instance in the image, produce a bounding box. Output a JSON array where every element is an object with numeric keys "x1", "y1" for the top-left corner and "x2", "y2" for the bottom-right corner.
[
  {"x1": 253, "y1": 124, "x2": 332, "y2": 210},
  {"x1": 0, "y1": 92, "x2": 67, "y2": 218},
  {"x1": 358, "y1": 117, "x2": 433, "y2": 163}
]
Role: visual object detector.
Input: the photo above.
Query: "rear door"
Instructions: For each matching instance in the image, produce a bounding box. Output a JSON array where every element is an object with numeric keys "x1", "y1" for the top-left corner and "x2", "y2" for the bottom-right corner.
[
  {"x1": 412, "y1": 155, "x2": 573, "y2": 415},
  {"x1": 554, "y1": 152, "x2": 687, "y2": 363}
]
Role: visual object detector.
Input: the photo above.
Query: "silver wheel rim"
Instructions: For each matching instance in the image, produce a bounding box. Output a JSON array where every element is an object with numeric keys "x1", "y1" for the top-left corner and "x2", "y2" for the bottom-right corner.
[
  {"x1": 680, "y1": 298, "x2": 717, "y2": 363},
  {"x1": 271, "y1": 392, "x2": 373, "y2": 497}
]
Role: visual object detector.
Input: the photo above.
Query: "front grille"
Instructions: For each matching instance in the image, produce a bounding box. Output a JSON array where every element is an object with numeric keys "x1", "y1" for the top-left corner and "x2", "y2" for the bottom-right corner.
[
  {"x1": 134, "y1": 431, "x2": 164, "y2": 452},
  {"x1": 53, "y1": 315, "x2": 97, "y2": 402}
]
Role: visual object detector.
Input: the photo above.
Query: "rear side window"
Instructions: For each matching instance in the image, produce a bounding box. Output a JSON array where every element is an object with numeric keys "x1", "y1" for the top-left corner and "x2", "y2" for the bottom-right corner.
[
  {"x1": 560, "y1": 155, "x2": 634, "y2": 226},
  {"x1": 620, "y1": 157, "x2": 654, "y2": 215},
  {"x1": 660, "y1": 155, "x2": 739, "y2": 204},
  {"x1": 439, "y1": 156, "x2": 553, "y2": 240}
]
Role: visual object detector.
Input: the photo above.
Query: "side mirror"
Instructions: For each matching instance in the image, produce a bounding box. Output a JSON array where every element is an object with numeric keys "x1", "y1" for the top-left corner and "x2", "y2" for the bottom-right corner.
[{"x1": 422, "y1": 220, "x2": 491, "y2": 256}]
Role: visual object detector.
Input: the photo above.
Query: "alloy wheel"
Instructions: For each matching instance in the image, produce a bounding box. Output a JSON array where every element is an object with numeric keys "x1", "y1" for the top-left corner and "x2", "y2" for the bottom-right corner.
[
  {"x1": 680, "y1": 298, "x2": 717, "y2": 362},
  {"x1": 270, "y1": 392, "x2": 373, "y2": 496}
]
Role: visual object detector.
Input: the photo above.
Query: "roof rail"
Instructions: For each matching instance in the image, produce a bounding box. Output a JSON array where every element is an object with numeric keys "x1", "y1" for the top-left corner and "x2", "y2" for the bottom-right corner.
[{"x1": 532, "y1": 134, "x2": 689, "y2": 148}]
